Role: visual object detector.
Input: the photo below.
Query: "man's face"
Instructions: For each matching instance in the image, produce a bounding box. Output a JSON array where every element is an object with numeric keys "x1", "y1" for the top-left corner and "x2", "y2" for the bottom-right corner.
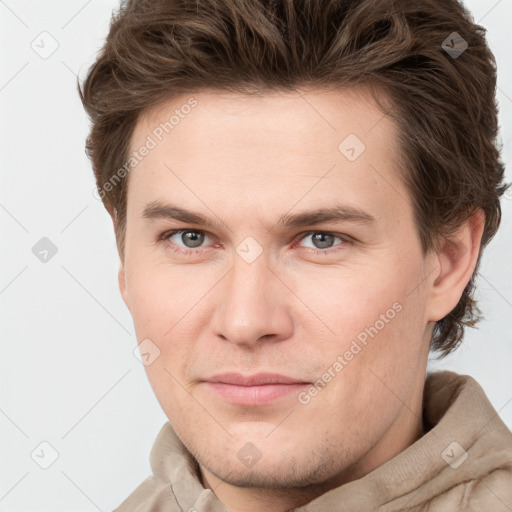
[{"x1": 120, "y1": 88, "x2": 436, "y2": 489}]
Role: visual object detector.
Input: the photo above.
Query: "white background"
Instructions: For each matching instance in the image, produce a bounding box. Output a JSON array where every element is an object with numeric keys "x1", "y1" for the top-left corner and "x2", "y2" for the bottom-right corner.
[{"x1": 0, "y1": 1, "x2": 511, "y2": 510}]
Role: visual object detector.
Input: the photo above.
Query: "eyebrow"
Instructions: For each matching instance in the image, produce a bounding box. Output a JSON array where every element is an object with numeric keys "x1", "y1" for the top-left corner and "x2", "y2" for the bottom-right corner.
[{"x1": 141, "y1": 201, "x2": 375, "y2": 231}]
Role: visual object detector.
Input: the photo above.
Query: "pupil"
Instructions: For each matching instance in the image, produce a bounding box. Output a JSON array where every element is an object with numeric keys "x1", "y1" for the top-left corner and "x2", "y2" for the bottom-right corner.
[
  {"x1": 183, "y1": 231, "x2": 204, "y2": 248},
  {"x1": 313, "y1": 233, "x2": 334, "y2": 249}
]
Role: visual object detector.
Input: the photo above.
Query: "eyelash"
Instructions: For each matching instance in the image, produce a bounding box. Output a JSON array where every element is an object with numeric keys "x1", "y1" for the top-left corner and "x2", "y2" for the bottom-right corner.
[{"x1": 157, "y1": 229, "x2": 352, "y2": 256}]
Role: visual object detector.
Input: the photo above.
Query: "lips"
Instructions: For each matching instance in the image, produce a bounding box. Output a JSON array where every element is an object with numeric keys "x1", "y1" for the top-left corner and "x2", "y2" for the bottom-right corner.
[
  {"x1": 206, "y1": 372, "x2": 307, "y2": 386},
  {"x1": 203, "y1": 372, "x2": 309, "y2": 405}
]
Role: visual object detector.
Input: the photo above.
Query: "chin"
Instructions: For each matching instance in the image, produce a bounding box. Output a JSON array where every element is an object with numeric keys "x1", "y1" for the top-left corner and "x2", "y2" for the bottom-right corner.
[{"x1": 196, "y1": 440, "x2": 353, "y2": 490}]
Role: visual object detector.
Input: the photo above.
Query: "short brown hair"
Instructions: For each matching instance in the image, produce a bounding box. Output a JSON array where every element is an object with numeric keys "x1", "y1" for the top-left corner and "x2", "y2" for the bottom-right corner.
[{"x1": 79, "y1": 0, "x2": 508, "y2": 356}]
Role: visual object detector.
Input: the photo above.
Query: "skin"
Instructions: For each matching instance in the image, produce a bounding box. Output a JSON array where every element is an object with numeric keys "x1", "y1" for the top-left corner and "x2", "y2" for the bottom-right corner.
[{"x1": 117, "y1": 88, "x2": 484, "y2": 512}]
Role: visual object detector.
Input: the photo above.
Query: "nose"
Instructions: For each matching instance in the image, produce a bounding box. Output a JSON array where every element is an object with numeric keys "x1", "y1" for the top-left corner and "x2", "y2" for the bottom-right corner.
[{"x1": 210, "y1": 255, "x2": 294, "y2": 348}]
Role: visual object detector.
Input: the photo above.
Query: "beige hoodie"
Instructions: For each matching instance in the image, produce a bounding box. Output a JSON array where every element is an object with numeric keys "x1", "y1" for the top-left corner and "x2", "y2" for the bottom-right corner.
[{"x1": 114, "y1": 371, "x2": 512, "y2": 511}]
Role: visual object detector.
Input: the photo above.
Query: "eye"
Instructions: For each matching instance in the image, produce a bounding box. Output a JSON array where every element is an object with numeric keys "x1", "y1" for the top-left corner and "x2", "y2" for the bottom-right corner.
[
  {"x1": 161, "y1": 229, "x2": 213, "y2": 253},
  {"x1": 297, "y1": 232, "x2": 347, "y2": 252}
]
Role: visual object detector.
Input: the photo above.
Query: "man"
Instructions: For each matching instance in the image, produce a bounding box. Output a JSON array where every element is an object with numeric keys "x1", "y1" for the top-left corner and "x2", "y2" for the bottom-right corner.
[{"x1": 79, "y1": 0, "x2": 512, "y2": 510}]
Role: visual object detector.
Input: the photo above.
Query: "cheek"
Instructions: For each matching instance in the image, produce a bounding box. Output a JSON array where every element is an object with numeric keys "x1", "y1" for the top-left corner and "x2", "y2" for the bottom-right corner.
[
  {"x1": 125, "y1": 258, "x2": 195, "y2": 333},
  {"x1": 125, "y1": 268, "x2": 197, "y2": 394},
  {"x1": 304, "y1": 274, "x2": 403, "y2": 344},
  {"x1": 307, "y1": 267, "x2": 427, "y2": 393}
]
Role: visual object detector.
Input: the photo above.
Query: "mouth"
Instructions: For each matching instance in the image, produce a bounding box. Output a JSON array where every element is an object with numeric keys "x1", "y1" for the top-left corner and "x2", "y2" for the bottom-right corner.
[{"x1": 203, "y1": 372, "x2": 310, "y2": 406}]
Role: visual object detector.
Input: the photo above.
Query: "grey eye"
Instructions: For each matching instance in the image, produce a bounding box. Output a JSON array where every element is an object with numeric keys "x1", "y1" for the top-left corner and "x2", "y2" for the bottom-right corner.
[
  {"x1": 300, "y1": 232, "x2": 339, "y2": 250},
  {"x1": 169, "y1": 230, "x2": 207, "y2": 248},
  {"x1": 311, "y1": 233, "x2": 335, "y2": 249}
]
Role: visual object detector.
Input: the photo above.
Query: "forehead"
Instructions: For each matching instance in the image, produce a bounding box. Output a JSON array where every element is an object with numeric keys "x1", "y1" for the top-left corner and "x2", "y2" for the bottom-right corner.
[
  {"x1": 137, "y1": 87, "x2": 393, "y2": 158},
  {"x1": 127, "y1": 88, "x2": 410, "y2": 224}
]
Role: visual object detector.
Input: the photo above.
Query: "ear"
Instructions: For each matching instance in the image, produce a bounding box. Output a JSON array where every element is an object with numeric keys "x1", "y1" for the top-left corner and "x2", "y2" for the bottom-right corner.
[
  {"x1": 118, "y1": 262, "x2": 129, "y2": 309},
  {"x1": 109, "y1": 207, "x2": 130, "y2": 309},
  {"x1": 426, "y1": 209, "x2": 485, "y2": 322}
]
